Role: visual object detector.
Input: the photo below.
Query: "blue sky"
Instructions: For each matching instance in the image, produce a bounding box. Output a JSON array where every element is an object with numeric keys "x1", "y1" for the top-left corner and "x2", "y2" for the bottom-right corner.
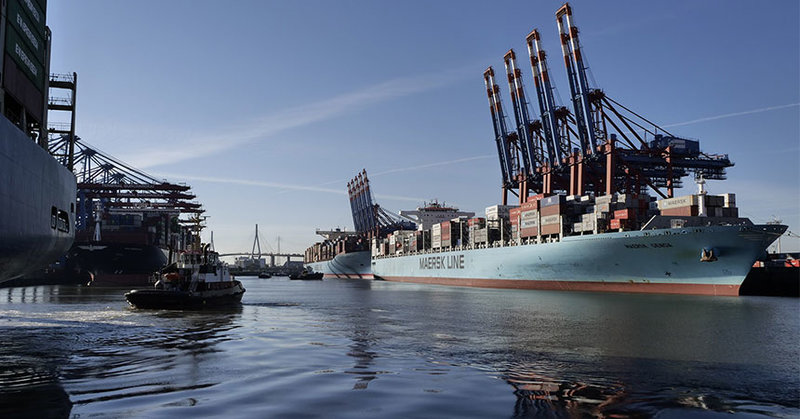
[{"x1": 46, "y1": 0, "x2": 799, "y2": 254}]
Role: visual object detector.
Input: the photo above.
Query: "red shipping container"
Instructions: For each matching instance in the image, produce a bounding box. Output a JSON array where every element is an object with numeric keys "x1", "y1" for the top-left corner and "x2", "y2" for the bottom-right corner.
[
  {"x1": 540, "y1": 224, "x2": 560, "y2": 235},
  {"x1": 527, "y1": 193, "x2": 545, "y2": 203},
  {"x1": 610, "y1": 219, "x2": 635, "y2": 230},
  {"x1": 660, "y1": 206, "x2": 699, "y2": 217},
  {"x1": 468, "y1": 217, "x2": 486, "y2": 226},
  {"x1": 520, "y1": 200, "x2": 539, "y2": 211},
  {"x1": 614, "y1": 208, "x2": 635, "y2": 220},
  {"x1": 540, "y1": 204, "x2": 561, "y2": 217},
  {"x1": 520, "y1": 226, "x2": 538, "y2": 238}
]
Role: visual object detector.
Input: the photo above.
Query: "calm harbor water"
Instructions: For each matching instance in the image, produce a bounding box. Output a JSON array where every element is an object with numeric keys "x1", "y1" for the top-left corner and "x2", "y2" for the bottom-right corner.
[{"x1": 1, "y1": 277, "x2": 798, "y2": 418}]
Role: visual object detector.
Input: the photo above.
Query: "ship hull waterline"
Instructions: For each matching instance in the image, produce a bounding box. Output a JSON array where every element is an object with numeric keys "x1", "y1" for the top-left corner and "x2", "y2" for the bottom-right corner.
[{"x1": 371, "y1": 224, "x2": 786, "y2": 296}]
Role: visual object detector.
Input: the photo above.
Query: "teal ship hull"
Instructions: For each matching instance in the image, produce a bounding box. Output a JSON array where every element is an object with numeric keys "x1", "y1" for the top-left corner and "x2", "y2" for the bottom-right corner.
[
  {"x1": 306, "y1": 251, "x2": 372, "y2": 279},
  {"x1": 371, "y1": 224, "x2": 785, "y2": 296}
]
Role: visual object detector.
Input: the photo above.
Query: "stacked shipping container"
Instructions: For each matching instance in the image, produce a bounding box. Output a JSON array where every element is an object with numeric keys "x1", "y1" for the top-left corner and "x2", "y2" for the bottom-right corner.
[{"x1": 369, "y1": 191, "x2": 745, "y2": 258}]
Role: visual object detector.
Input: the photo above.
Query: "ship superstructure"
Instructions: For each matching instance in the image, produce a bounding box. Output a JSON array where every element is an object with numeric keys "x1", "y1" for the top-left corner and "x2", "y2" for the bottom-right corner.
[
  {"x1": 400, "y1": 201, "x2": 474, "y2": 231},
  {"x1": 370, "y1": 3, "x2": 786, "y2": 296}
]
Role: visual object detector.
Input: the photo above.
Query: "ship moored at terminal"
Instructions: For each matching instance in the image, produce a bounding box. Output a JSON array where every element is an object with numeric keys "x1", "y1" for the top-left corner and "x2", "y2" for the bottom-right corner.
[
  {"x1": 372, "y1": 210, "x2": 785, "y2": 296},
  {"x1": 367, "y1": 3, "x2": 787, "y2": 296},
  {"x1": 0, "y1": 0, "x2": 78, "y2": 283},
  {"x1": 303, "y1": 170, "x2": 419, "y2": 279}
]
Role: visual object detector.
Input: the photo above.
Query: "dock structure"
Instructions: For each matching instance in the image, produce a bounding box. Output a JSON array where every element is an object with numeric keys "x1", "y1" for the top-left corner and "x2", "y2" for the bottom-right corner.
[{"x1": 485, "y1": 2, "x2": 733, "y2": 205}]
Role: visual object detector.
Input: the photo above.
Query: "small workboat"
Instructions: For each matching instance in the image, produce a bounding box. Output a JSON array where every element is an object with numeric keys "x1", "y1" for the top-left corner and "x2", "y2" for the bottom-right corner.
[
  {"x1": 258, "y1": 272, "x2": 272, "y2": 278},
  {"x1": 125, "y1": 244, "x2": 245, "y2": 309},
  {"x1": 289, "y1": 269, "x2": 324, "y2": 280}
]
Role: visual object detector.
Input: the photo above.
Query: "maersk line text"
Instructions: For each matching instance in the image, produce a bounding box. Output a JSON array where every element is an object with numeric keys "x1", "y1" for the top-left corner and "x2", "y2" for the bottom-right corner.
[{"x1": 419, "y1": 254, "x2": 465, "y2": 270}]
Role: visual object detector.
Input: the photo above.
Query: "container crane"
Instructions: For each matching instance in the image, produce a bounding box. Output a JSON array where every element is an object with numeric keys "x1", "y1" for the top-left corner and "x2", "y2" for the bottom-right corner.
[
  {"x1": 484, "y1": 2, "x2": 734, "y2": 201},
  {"x1": 483, "y1": 67, "x2": 518, "y2": 205},
  {"x1": 502, "y1": 50, "x2": 537, "y2": 180},
  {"x1": 347, "y1": 170, "x2": 415, "y2": 238}
]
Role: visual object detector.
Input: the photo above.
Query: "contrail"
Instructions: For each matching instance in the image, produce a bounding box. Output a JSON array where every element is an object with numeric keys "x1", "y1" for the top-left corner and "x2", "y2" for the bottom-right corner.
[
  {"x1": 312, "y1": 154, "x2": 495, "y2": 189},
  {"x1": 663, "y1": 103, "x2": 799, "y2": 128},
  {"x1": 370, "y1": 154, "x2": 494, "y2": 177},
  {"x1": 134, "y1": 65, "x2": 477, "y2": 169},
  {"x1": 152, "y1": 172, "x2": 426, "y2": 203}
]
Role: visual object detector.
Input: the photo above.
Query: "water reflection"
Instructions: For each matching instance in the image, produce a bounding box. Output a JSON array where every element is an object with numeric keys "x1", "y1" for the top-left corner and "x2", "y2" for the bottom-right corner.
[
  {"x1": 64, "y1": 307, "x2": 243, "y2": 406},
  {"x1": 338, "y1": 279, "x2": 383, "y2": 390},
  {"x1": 502, "y1": 368, "x2": 626, "y2": 418},
  {"x1": 0, "y1": 325, "x2": 75, "y2": 418}
]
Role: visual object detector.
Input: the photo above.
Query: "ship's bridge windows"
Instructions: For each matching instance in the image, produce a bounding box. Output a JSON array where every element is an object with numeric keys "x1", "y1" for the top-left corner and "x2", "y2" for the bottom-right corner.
[{"x1": 51, "y1": 206, "x2": 58, "y2": 229}]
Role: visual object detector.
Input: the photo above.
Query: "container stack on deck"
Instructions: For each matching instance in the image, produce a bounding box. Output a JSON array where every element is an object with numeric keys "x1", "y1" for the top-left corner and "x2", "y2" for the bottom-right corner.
[
  {"x1": 373, "y1": 190, "x2": 744, "y2": 256},
  {"x1": 303, "y1": 234, "x2": 368, "y2": 264}
]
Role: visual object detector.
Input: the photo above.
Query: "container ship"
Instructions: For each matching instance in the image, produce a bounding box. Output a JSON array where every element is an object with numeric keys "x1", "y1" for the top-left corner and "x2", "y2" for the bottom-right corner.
[
  {"x1": 0, "y1": 0, "x2": 78, "y2": 284},
  {"x1": 61, "y1": 140, "x2": 203, "y2": 287},
  {"x1": 304, "y1": 199, "x2": 475, "y2": 279},
  {"x1": 371, "y1": 189, "x2": 785, "y2": 296},
  {"x1": 66, "y1": 208, "x2": 192, "y2": 286},
  {"x1": 303, "y1": 170, "x2": 435, "y2": 279},
  {"x1": 305, "y1": 228, "x2": 372, "y2": 279},
  {"x1": 366, "y1": 3, "x2": 787, "y2": 296}
]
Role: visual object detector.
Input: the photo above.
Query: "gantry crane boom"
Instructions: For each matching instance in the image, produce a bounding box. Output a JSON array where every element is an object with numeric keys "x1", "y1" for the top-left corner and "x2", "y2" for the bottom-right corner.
[
  {"x1": 483, "y1": 67, "x2": 516, "y2": 194},
  {"x1": 502, "y1": 49, "x2": 537, "y2": 178},
  {"x1": 556, "y1": 2, "x2": 599, "y2": 155}
]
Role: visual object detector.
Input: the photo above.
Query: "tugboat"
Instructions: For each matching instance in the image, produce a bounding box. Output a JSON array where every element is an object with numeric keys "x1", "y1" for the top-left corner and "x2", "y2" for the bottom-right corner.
[
  {"x1": 125, "y1": 244, "x2": 245, "y2": 309},
  {"x1": 289, "y1": 269, "x2": 324, "y2": 280}
]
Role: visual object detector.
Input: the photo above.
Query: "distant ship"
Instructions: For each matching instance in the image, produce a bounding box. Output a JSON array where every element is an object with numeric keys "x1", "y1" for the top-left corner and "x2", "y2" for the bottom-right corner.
[
  {"x1": 305, "y1": 228, "x2": 372, "y2": 279},
  {"x1": 303, "y1": 170, "x2": 424, "y2": 279},
  {"x1": 0, "y1": 0, "x2": 77, "y2": 283}
]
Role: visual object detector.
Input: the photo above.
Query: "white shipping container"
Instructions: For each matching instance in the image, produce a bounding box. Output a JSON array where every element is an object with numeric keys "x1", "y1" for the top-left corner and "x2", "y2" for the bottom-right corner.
[
  {"x1": 657, "y1": 194, "x2": 699, "y2": 210},
  {"x1": 485, "y1": 204, "x2": 517, "y2": 220},
  {"x1": 595, "y1": 194, "x2": 613, "y2": 205},
  {"x1": 521, "y1": 218, "x2": 538, "y2": 229},
  {"x1": 520, "y1": 210, "x2": 539, "y2": 221}
]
